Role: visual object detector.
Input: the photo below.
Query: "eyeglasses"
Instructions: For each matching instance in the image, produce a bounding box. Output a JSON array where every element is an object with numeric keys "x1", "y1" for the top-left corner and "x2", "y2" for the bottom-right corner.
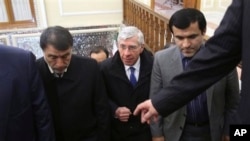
[{"x1": 119, "y1": 45, "x2": 141, "y2": 51}]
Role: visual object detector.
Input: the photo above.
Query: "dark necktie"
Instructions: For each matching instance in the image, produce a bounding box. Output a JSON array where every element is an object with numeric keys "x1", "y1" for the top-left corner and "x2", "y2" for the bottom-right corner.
[
  {"x1": 183, "y1": 57, "x2": 209, "y2": 123},
  {"x1": 129, "y1": 67, "x2": 137, "y2": 87}
]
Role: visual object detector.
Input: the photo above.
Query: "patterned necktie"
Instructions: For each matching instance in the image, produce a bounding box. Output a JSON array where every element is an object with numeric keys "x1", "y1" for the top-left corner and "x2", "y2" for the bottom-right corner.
[
  {"x1": 183, "y1": 57, "x2": 190, "y2": 70},
  {"x1": 129, "y1": 67, "x2": 137, "y2": 87},
  {"x1": 183, "y1": 57, "x2": 209, "y2": 123}
]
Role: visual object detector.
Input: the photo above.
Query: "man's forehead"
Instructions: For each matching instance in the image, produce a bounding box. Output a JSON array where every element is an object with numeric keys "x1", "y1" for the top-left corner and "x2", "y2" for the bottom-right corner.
[{"x1": 46, "y1": 49, "x2": 72, "y2": 57}]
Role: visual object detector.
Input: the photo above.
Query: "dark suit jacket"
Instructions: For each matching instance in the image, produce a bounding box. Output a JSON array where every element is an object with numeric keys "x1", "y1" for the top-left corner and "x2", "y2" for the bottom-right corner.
[
  {"x1": 100, "y1": 49, "x2": 153, "y2": 141},
  {"x1": 0, "y1": 45, "x2": 54, "y2": 141},
  {"x1": 36, "y1": 55, "x2": 110, "y2": 141},
  {"x1": 150, "y1": 46, "x2": 239, "y2": 141},
  {"x1": 151, "y1": 0, "x2": 247, "y2": 123}
]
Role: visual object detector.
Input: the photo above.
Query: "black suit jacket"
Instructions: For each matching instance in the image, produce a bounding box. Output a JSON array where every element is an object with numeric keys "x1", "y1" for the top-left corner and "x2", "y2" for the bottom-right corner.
[
  {"x1": 36, "y1": 55, "x2": 110, "y2": 141},
  {"x1": 152, "y1": 0, "x2": 247, "y2": 123},
  {"x1": 100, "y1": 49, "x2": 153, "y2": 141},
  {"x1": 0, "y1": 45, "x2": 54, "y2": 141}
]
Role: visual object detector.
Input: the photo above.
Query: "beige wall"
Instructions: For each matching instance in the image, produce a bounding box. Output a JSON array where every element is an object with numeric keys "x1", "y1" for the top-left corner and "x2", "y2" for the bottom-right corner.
[
  {"x1": 44, "y1": 0, "x2": 123, "y2": 27},
  {"x1": 200, "y1": 0, "x2": 232, "y2": 36}
]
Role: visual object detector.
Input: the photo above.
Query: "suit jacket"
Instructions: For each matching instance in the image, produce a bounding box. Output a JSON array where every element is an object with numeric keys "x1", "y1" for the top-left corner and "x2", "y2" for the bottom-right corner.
[
  {"x1": 150, "y1": 46, "x2": 239, "y2": 141},
  {"x1": 0, "y1": 45, "x2": 54, "y2": 141},
  {"x1": 36, "y1": 55, "x2": 110, "y2": 141},
  {"x1": 100, "y1": 49, "x2": 153, "y2": 141},
  {"x1": 151, "y1": 0, "x2": 250, "y2": 124}
]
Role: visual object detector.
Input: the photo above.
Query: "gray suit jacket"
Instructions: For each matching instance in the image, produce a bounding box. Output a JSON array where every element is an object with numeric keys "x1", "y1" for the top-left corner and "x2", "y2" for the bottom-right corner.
[{"x1": 150, "y1": 45, "x2": 240, "y2": 141}]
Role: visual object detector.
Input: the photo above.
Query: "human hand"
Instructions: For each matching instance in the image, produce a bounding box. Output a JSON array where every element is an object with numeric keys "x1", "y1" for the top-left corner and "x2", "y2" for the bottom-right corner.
[
  {"x1": 115, "y1": 107, "x2": 131, "y2": 122},
  {"x1": 152, "y1": 136, "x2": 165, "y2": 141},
  {"x1": 133, "y1": 99, "x2": 159, "y2": 124},
  {"x1": 222, "y1": 135, "x2": 230, "y2": 141}
]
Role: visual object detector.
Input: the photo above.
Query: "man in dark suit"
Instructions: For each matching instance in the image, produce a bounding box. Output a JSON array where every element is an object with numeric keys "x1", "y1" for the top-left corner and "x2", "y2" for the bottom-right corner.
[
  {"x1": 0, "y1": 44, "x2": 54, "y2": 141},
  {"x1": 150, "y1": 8, "x2": 239, "y2": 141},
  {"x1": 36, "y1": 26, "x2": 110, "y2": 141},
  {"x1": 100, "y1": 26, "x2": 153, "y2": 141},
  {"x1": 134, "y1": 0, "x2": 248, "y2": 125}
]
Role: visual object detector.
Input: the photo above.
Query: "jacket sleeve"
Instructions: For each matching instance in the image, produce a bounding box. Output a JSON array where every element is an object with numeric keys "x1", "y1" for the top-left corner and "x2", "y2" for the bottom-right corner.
[
  {"x1": 149, "y1": 52, "x2": 164, "y2": 137},
  {"x1": 223, "y1": 69, "x2": 240, "y2": 135},
  {"x1": 152, "y1": 0, "x2": 242, "y2": 117},
  {"x1": 28, "y1": 52, "x2": 55, "y2": 141},
  {"x1": 94, "y1": 65, "x2": 110, "y2": 141},
  {"x1": 99, "y1": 62, "x2": 118, "y2": 117}
]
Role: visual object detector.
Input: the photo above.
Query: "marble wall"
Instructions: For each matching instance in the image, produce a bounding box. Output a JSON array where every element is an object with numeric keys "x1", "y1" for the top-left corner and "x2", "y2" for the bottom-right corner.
[{"x1": 0, "y1": 25, "x2": 119, "y2": 59}]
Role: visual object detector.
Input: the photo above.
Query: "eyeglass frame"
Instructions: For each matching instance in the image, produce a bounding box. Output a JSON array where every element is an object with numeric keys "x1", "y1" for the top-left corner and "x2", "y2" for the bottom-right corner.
[{"x1": 118, "y1": 44, "x2": 143, "y2": 51}]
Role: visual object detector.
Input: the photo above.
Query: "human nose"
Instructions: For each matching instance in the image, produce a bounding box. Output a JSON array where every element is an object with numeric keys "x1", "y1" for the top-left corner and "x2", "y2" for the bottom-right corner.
[
  {"x1": 182, "y1": 38, "x2": 191, "y2": 48},
  {"x1": 55, "y1": 58, "x2": 65, "y2": 68}
]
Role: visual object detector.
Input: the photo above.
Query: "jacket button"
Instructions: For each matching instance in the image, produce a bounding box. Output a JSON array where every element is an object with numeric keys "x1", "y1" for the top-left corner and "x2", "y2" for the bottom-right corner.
[{"x1": 180, "y1": 126, "x2": 183, "y2": 130}]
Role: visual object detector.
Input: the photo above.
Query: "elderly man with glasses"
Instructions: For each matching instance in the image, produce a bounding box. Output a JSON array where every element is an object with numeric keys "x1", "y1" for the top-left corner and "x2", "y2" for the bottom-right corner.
[{"x1": 100, "y1": 26, "x2": 153, "y2": 141}]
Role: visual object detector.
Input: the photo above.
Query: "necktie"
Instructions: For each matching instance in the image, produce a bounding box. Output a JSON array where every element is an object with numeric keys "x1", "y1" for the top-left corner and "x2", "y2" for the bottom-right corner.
[
  {"x1": 129, "y1": 67, "x2": 137, "y2": 87},
  {"x1": 183, "y1": 57, "x2": 209, "y2": 123},
  {"x1": 183, "y1": 57, "x2": 190, "y2": 70}
]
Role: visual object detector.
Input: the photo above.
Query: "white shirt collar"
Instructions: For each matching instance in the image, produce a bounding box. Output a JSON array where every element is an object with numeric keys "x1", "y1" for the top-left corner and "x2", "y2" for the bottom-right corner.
[
  {"x1": 124, "y1": 57, "x2": 140, "y2": 81},
  {"x1": 124, "y1": 57, "x2": 140, "y2": 71},
  {"x1": 44, "y1": 57, "x2": 68, "y2": 74},
  {"x1": 47, "y1": 65, "x2": 68, "y2": 74}
]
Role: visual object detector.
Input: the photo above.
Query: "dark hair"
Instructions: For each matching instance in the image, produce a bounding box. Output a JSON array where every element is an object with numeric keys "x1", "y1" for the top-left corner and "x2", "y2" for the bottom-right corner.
[
  {"x1": 90, "y1": 46, "x2": 109, "y2": 58},
  {"x1": 168, "y1": 8, "x2": 206, "y2": 34},
  {"x1": 40, "y1": 26, "x2": 73, "y2": 51}
]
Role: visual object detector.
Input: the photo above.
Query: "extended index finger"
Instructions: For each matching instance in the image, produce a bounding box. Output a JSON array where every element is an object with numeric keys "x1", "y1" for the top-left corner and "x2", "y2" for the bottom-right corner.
[{"x1": 133, "y1": 102, "x2": 145, "y2": 116}]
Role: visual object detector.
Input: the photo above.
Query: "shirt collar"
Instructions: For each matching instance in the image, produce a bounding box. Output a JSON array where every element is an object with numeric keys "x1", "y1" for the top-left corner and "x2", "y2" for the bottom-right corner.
[
  {"x1": 180, "y1": 45, "x2": 204, "y2": 60},
  {"x1": 47, "y1": 65, "x2": 68, "y2": 74},
  {"x1": 124, "y1": 57, "x2": 140, "y2": 71},
  {"x1": 44, "y1": 57, "x2": 68, "y2": 74}
]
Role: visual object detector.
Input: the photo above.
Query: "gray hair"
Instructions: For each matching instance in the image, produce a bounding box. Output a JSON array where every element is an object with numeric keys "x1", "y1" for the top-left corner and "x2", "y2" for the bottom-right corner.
[{"x1": 117, "y1": 26, "x2": 145, "y2": 45}]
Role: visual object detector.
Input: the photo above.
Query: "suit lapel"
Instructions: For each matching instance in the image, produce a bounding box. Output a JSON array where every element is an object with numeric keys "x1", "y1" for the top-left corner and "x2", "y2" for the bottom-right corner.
[
  {"x1": 171, "y1": 47, "x2": 183, "y2": 76},
  {"x1": 137, "y1": 51, "x2": 153, "y2": 87},
  {"x1": 206, "y1": 86, "x2": 214, "y2": 116},
  {"x1": 109, "y1": 54, "x2": 131, "y2": 85}
]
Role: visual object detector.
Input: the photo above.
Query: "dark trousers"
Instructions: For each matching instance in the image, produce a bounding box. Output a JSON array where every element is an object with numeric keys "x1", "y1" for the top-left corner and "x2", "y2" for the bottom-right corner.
[{"x1": 180, "y1": 123, "x2": 211, "y2": 141}]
